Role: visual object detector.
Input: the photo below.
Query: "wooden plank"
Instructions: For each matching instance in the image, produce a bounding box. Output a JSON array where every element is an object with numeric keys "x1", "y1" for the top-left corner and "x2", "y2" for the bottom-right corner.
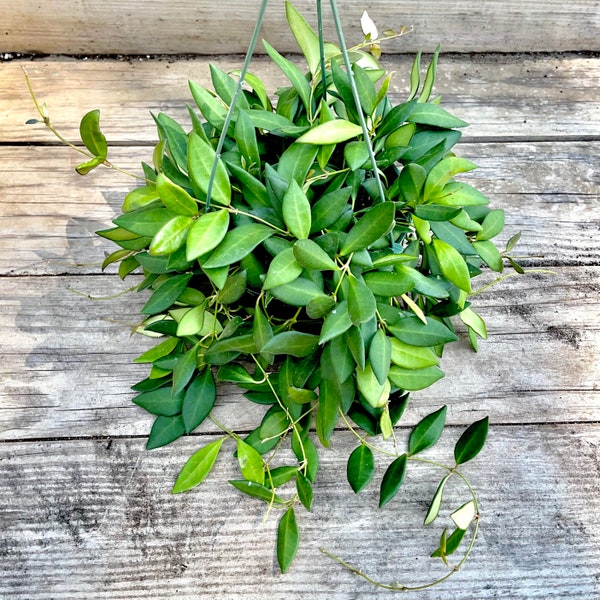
[
  {"x1": 2, "y1": 1, "x2": 599, "y2": 55},
  {"x1": 1, "y1": 267, "x2": 598, "y2": 441},
  {"x1": 3, "y1": 55, "x2": 599, "y2": 144},
  {"x1": 1, "y1": 424, "x2": 599, "y2": 598},
  {"x1": 1, "y1": 141, "x2": 597, "y2": 276}
]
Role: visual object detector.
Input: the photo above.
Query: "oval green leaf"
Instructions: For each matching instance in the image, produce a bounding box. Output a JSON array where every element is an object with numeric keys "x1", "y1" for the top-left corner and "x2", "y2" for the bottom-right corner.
[
  {"x1": 237, "y1": 439, "x2": 265, "y2": 485},
  {"x1": 454, "y1": 416, "x2": 489, "y2": 465},
  {"x1": 282, "y1": 179, "x2": 311, "y2": 239},
  {"x1": 408, "y1": 405, "x2": 447, "y2": 456},
  {"x1": 172, "y1": 437, "x2": 225, "y2": 493},
  {"x1": 182, "y1": 368, "x2": 217, "y2": 433},
  {"x1": 379, "y1": 453, "x2": 407, "y2": 508},
  {"x1": 347, "y1": 444, "x2": 375, "y2": 493},
  {"x1": 297, "y1": 119, "x2": 363, "y2": 145},
  {"x1": 203, "y1": 223, "x2": 274, "y2": 269},
  {"x1": 277, "y1": 506, "x2": 300, "y2": 574},
  {"x1": 188, "y1": 132, "x2": 231, "y2": 206},
  {"x1": 340, "y1": 201, "x2": 395, "y2": 256}
]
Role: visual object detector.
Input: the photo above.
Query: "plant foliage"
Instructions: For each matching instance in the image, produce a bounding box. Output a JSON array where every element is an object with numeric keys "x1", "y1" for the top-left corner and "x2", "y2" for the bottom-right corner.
[{"x1": 29, "y1": 0, "x2": 525, "y2": 589}]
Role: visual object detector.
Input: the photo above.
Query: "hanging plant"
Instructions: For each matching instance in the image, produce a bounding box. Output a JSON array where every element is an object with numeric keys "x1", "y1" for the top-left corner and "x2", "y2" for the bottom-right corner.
[{"x1": 26, "y1": 0, "x2": 525, "y2": 590}]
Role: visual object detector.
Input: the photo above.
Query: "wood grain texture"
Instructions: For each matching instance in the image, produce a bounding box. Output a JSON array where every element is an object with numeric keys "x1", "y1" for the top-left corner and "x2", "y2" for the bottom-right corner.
[
  {"x1": 1, "y1": 140, "x2": 597, "y2": 276},
  {"x1": 1, "y1": 425, "x2": 599, "y2": 599},
  {"x1": 1, "y1": 267, "x2": 598, "y2": 441},
  {"x1": 2, "y1": 1, "x2": 599, "y2": 54},
  {"x1": 2, "y1": 55, "x2": 599, "y2": 144}
]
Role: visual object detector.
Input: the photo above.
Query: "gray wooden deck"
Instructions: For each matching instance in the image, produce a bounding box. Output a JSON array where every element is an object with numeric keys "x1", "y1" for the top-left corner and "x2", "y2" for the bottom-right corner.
[{"x1": 1, "y1": 2, "x2": 599, "y2": 597}]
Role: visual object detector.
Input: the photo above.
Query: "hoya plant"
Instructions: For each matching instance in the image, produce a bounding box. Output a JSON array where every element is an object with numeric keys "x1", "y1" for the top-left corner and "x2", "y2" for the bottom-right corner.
[{"x1": 27, "y1": 0, "x2": 523, "y2": 590}]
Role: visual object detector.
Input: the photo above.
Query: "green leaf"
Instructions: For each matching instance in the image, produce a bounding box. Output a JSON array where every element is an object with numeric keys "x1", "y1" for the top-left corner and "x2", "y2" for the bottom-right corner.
[
  {"x1": 306, "y1": 294, "x2": 336, "y2": 319},
  {"x1": 172, "y1": 438, "x2": 225, "y2": 493},
  {"x1": 293, "y1": 238, "x2": 338, "y2": 271},
  {"x1": 141, "y1": 274, "x2": 192, "y2": 315},
  {"x1": 203, "y1": 223, "x2": 274, "y2": 268},
  {"x1": 172, "y1": 344, "x2": 199, "y2": 397},
  {"x1": 340, "y1": 201, "x2": 395, "y2": 256},
  {"x1": 431, "y1": 527, "x2": 467, "y2": 558},
  {"x1": 188, "y1": 80, "x2": 228, "y2": 131},
  {"x1": 352, "y1": 63, "x2": 377, "y2": 116},
  {"x1": 296, "y1": 472, "x2": 314, "y2": 511},
  {"x1": 277, "y1": 142, "x2": 318, "y2": 185},
  {"x1": 379, "y1": 453, "x2": 407, "y2": 508},
  {"x1": 319, "y1": 301, "x2": 353, "y2": 344},
  {"x1": 132, "y1": 386, "x2": 184, "y2": 416},
  {"x1": 262, "y1": 247, "x2": 302, "y2": 290},
  {"x1": 378, "y1": 99, "x2": 418, "y2": 137},
  {"x1": 368, "y1": 329, "x2": 391, "y2": 385},
  {"x1": 76, "y1": 155, "x2": 105, "y2": 175},
  {"x1": 154, "y1": 112, "x2": 189, "y2": 171},
  {"x1": 347, "y1": 444, "x2": 375, "y2": 493},
  {"x1": 460, "y1": 307, "x2": 488, "y2": 339},
  {"x1": 134, "y1": 337, "x2": 179, "y2": 363},
  {"x1": 477, "y1": 209, "x2": 505, "y2": 241},
  {"x1": 363, "y1": 271, "x2": 413, "y2": 297},
  {"x1": 424, "y1": 474, "x2": 450, "y2": 525},
  {"x1": 188, "y1": 132, "x2": 231, "y2": 206},
  {"x1": 229, "y1": 479, "x2": 285, "y2": 504},
  {"x1": 176, "y1": 302, "x2": 207, "y2": 337},
  {"x1": 343, "y1": 141, "x2": 370, "y2": 171},
  {"x1": 237, "y1": 439, "x2": 265, "y2": 485},
  {"x1": 270, "y1": 277, "x2": 325, "y2": 306},
  {"x1": 454, "y1": 416, "x2": 489, "y2": 465},
  {"x1": 285, "y1": 0, "x2": 320, "y2": 74},
  {"x1": 233, "y1": 109, "x2": 261, "y2": 172},
  {"x1": 423, "y1": 157, "x2": 477, "y2": 201},
  {"x1": 146, "y1": 414, "x2": 186, "y2": 450},
  {"x1": 310, "y1": 187, "x2": 352, "y2": 233},
  {"x1": 186, "y1": 209, "x2": 230, "y2": 261},
  {"x1": 316, "y1": 378, "x2": 339, "y2": 447},
  {"x1": 79, "y1": 109, "x2": 107, "y2": 158},
  {"x1": 297, "y1": 120, "x2": 363, "y2": 145},
  {"x1": 390, "y1": 338, "x2": 439, "y2": 369},
  {"x1": 209, "y1": 63, "x2": 249, "y2": 109},
  {"x1": 432, "y1": 238, "x2": 472, "y2": 293},
  {"x1": 356, "y1": 363, "x2": 389, "y2": 408},
  {"x1": 414, "y1": 204, "x2": 462, "y2": 222},
  {"x1": 472, "y1": 240, "x2": 503, "y2": 272},
  {"x1": 384, "y1": 122, "x2": 415, "y2": 149},
  {"x1": 408, "y1": 406, "x2": 447, "y2": 456},
  {"x1": 114, "y1": 206, "x2": 177, "y2": 238},
  {"x1": 347, "y1": 276, "x2": 377, "y2": 325},
  {"x1": 282, "y1": 179, "x2": 311, "y2": 239},
  {"x1": 263, "y1": 39, "x2": 312, "y2": 112},
  {"x1": 389, "y1": 315, "x2": 457, "y2": 347},
  {"x1": 388, "y1": 365, "x2": 445, "y2": 391},
  {"x1": 259, "y1": 408, "x2": 290, "y2": 441},
  {"x1": 269, "y1": 466, "x2": 299, "y2": 488},
  {"x1": 150, "y1": 215, "x2": 193, "y2": 256},
  {"x1": 156, "y1": 173, "x2": 198, "y2": 216},
  {"x1": 407, "y1": 104, "x2": 468, "y2": 128},
  {"x1": 418, "y1": 46, "x2": 439, "y2": 102},
  {"x1": 261, "y1": 332, "x2": 319, "y2": 357},
  {"x1": 408, "y1": 52, "x2": 421, "y2": 100},
  {"x1": 182, "y1": 368, "x2": 217, "y2": 433},
  {"x1": 277, "y1": 506, "x2": 300, "y2": 574}
]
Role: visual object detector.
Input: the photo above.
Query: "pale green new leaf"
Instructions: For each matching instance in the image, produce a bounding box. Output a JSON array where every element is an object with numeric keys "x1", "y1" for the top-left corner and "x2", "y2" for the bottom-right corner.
[
  {"x1": 282, "y1": 179, "x2": 311, "y2": 239},
  {"x1": 188, "y1": 132, "x2": 231, "y2": 206},
  {"x1": 432, "y1": 238, "x2": 472, "y2": 293},
  {"x1": 186, "y1": 209, "x2": 230, "y2": 261},
  {"x1": 262, "y1": 247, "x2": 303, "y2": 290},
  {"x1": 172, "y1": 438, "x2": 225, "y2": 493},
  {"x1": 297, "y1": 120, "x2": 363, "y2": 145},
  {"x1": 150, "y1": 215, "x2": 193, "y2": 256}
]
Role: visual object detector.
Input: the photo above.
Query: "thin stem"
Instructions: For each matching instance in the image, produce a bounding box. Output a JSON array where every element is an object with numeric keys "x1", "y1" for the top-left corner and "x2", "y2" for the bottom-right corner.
[
  {"x1": 321, "y1": 457, "x2": 482, "y2": 591},
  {"x1": 316, "y1": 0, "x2": 328, "y2": 102},
  {"x1": 469, "y1": 268, "x2": 555, "y2": 297},
  {"x1": 205, "y1": 0, "x2": 269, "y2": 211},
  {"x1": 329, "y1": 0, "x2": 386, "y2": 207}
]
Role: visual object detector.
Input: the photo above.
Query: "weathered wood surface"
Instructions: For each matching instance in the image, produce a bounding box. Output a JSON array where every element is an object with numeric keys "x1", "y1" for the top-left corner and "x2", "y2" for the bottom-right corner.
[
  {"x1": 2, "y1": 0, "x2": 599, "y2": 55},
  {"x1": 1, "y1": 426, "x2": 599, "y2": 599},
  {"x1": 1, "y1": 141, "x2": 598, "y2": 276},
  {"x1": 0, "y1": 50, "x2": 599, "y2": 598},
  {"x1": 1, "y1": 268, "x2": 598, "y2": 442},
  {"x1": 2, "y1": 55, "x2": 599, "y2": 144}
]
